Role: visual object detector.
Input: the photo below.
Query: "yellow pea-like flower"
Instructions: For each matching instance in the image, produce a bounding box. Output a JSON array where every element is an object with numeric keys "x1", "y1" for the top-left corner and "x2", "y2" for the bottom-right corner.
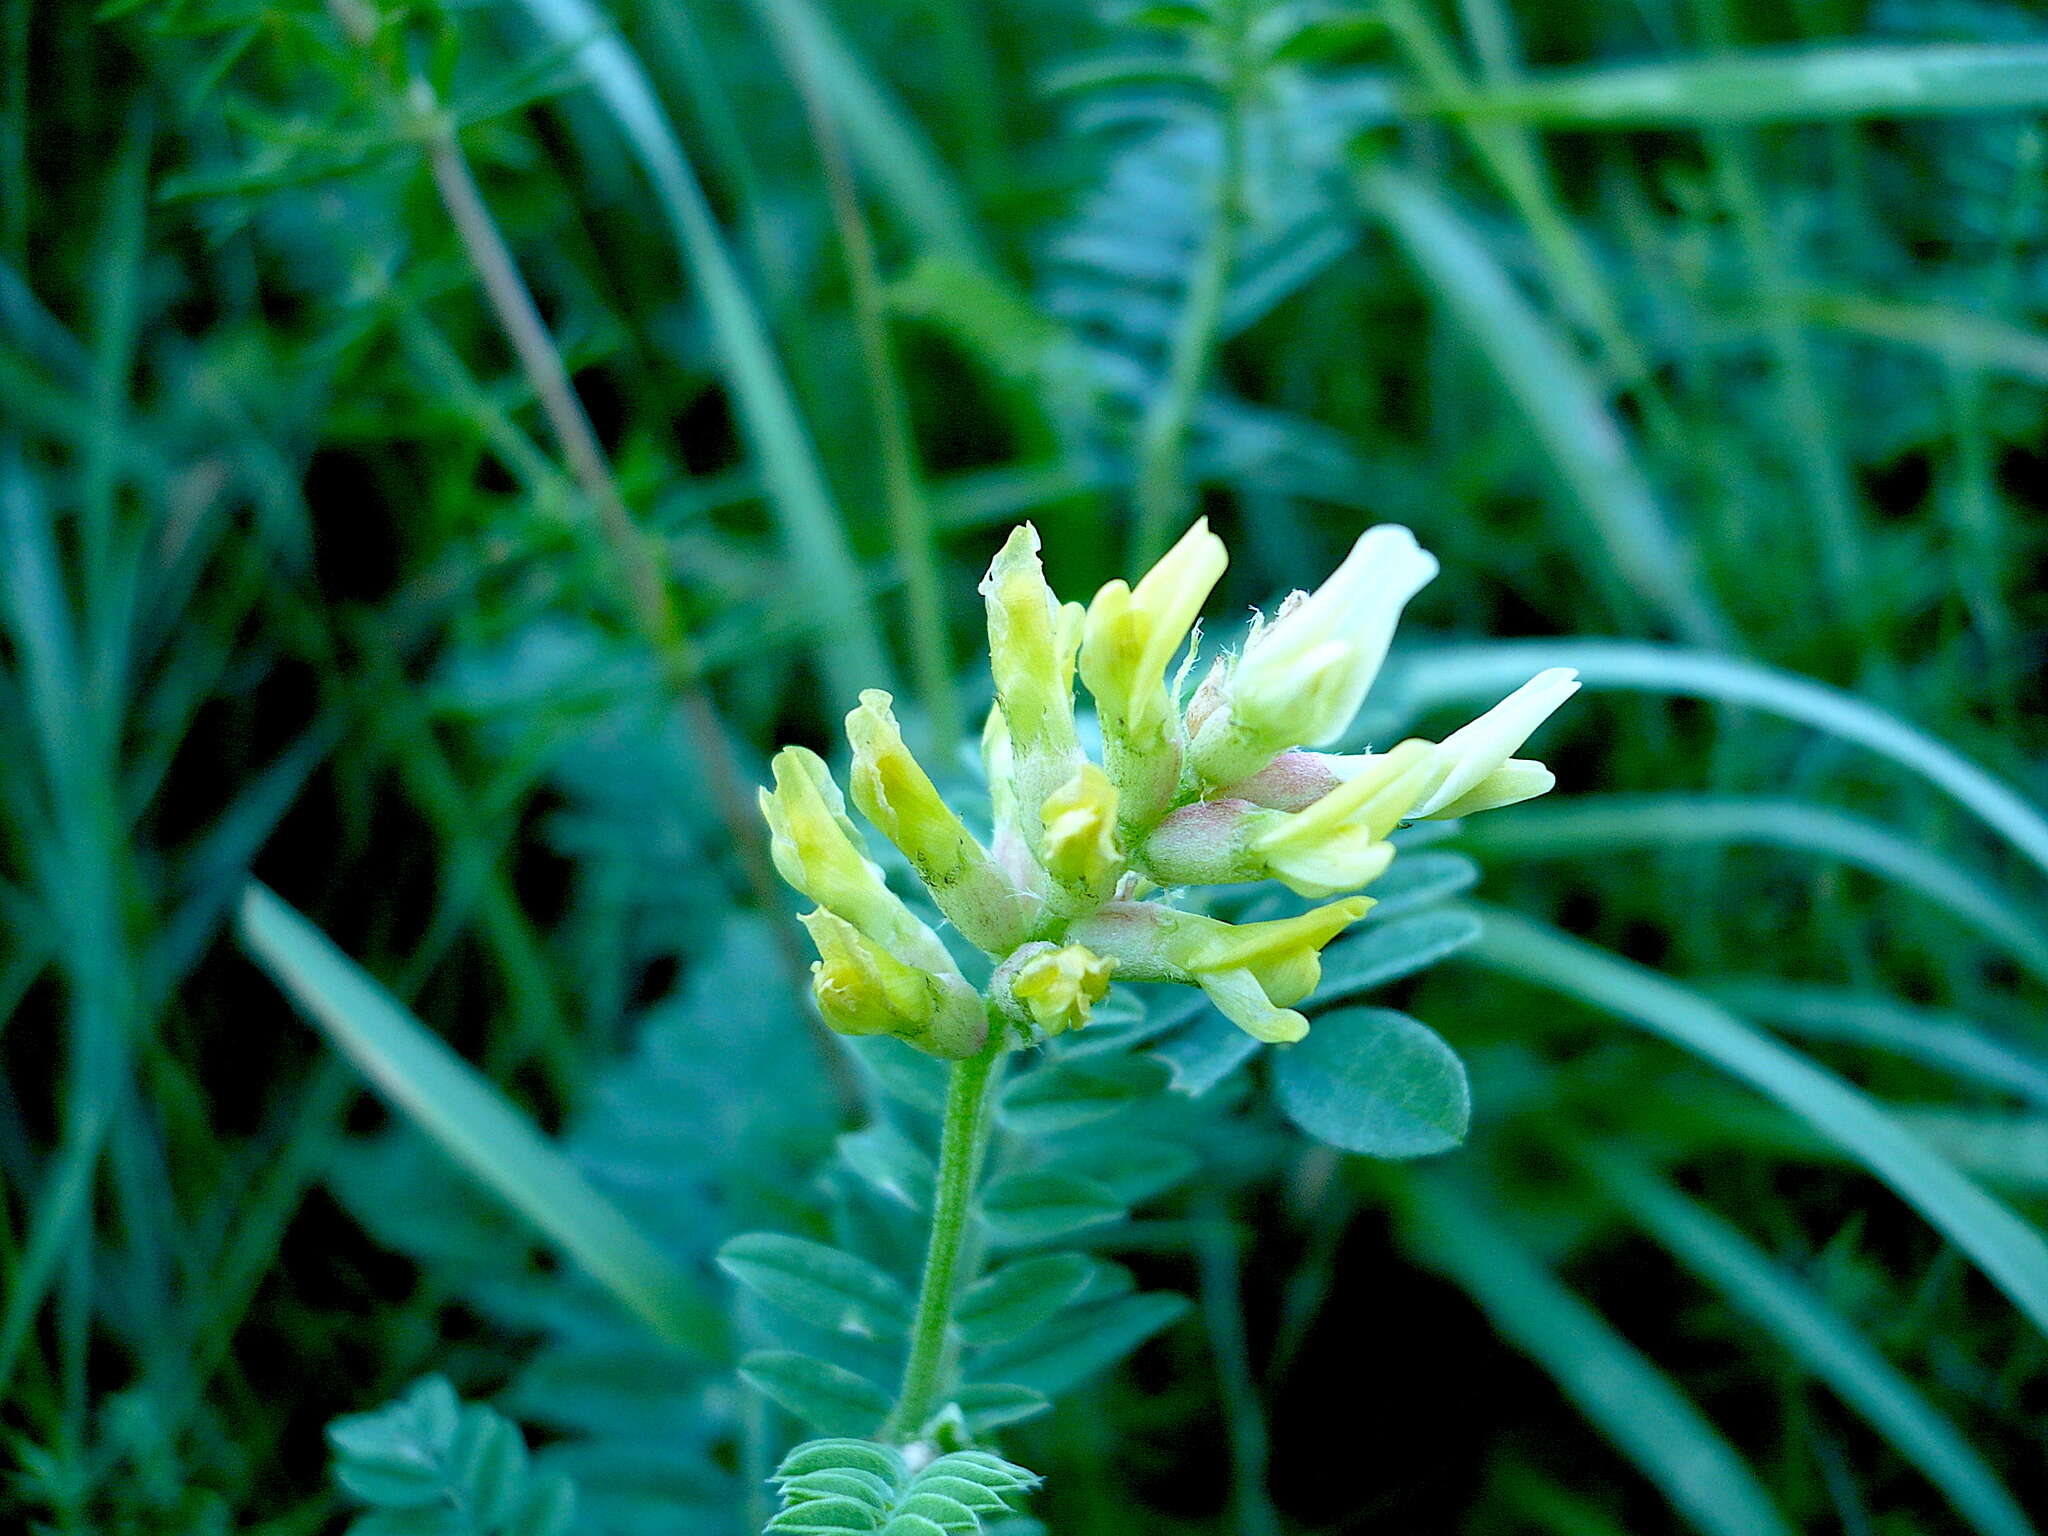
[
  {"x1": 1080, "y1": 519, "x2": 1227, "y2": 825},
  {"x1": 1009, "y1": 943, "x2": 1117, "y2": 1036},
  {"x1": 758, "y1": 745, "x2": 953, "y2": 976},
  {"x1": 1040, "y1": 762, "x2": 1123, "y2": 905},
  {"x1": 848, "y1": 689, "x2": 1036, "y2": 954},
  {"x1": 799, "y1": 909, "x2": 986, "y2": 1058}
]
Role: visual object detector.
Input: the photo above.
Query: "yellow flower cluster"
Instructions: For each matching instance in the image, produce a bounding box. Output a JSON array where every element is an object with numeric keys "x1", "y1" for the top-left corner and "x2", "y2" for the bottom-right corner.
[{"x1": 759, "y1": 521, "x2": 1577, "y2": 1055}]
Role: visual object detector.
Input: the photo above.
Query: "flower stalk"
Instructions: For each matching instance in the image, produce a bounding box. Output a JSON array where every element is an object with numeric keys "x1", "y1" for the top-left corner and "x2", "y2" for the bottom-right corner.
[{"x1": 882, "y1": 1030, "x2": 1005, "y2": 1442}]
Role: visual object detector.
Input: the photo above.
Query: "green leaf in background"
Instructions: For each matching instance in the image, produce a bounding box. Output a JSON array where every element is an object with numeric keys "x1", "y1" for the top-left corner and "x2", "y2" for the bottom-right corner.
[
  {"x1": 739, "y1": 1351, "x2": 892, "y2": 1436},
  {"x1": 1587, "y1": 1151, "x2": 2038, "y2": 1536},
  {"x1": 1362, "y1": 166, "x2": 1724, "y2": 647},
  {"x1": 236, "y1": 884, "x2": 718, "y2": 1352},
  {"x1": 1460, "y1": 794, "x2": 2048, "y2": 982},
  {"x1": 950, "y1": 1383, "x2": 1054, "y2": 1432},
  {"x1": 1428, "y1": 44, "x2": 2048, "y2": 126},
  {"x1": 1314, "y1": 908, "x2": 1485, "y2": 1007},
  {"x1": 1405, "y1": 1175, "x2": 1794, "y2": 1536},
  {"x1": 837, "y1": 1123, "x2": 938, "y2": 1210},
  {"x1": 1275, "y1": 1007, "x2": 1470, "y2": 1158},
  {"x1": 1468, "y1": 908, "x2": 2048, "y2": 1338},
  {"x1": 327, "y1": 1378, "x2": 576, "y2": 1536},
  {"x1": 970, "y1": 1293, "x2": 1190, "y2": 1398},
  {"x1": 717, "y1": 1233, "x2": 912, "y2": 1340},
  {"x1": 998, "y1": 1055, "x2": 1168, "y2": 1135}
]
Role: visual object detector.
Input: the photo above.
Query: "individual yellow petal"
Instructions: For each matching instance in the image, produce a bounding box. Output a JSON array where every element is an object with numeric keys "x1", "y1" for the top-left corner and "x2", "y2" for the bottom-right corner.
[
  {"x1": 847, "y1": 690, "x2": 1035, "y2": 954},
  {"x1": 1189, "y1": 526, "x2": 1437, "y2": 787},
  {"x1": 1412, "y1": 667, "x2": 1578, "y2": 817},
  {"x1": 1197, "y1": 966, "x2": 1309, "y2": 1044},
  {"x1": 1261, "y1": 830, "x2": 1395, "y2": 901},
  {"x1": 1079, "y1": 517, "x2": 1227, "y2": 741},
  {"x1": 981, "y1": 523, "x2": 1080, "y2": 756},
  {"x1": 1426, "y1": 758, "x2": 1556, "y2": 819},
  {"x1": 1173, "y1": 895, "x2": 1373, "y2": 977}
]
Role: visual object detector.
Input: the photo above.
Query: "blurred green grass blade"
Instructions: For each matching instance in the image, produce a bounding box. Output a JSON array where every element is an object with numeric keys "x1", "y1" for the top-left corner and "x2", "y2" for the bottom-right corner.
[
  {"x1": 1392, "y1": 640, "x2": 2048, "y2": 883},
  {"x1": 1359, "y1": 167, "x2": 1725, "y2": 648},
  {"x1": 1458, "y1": 794, "x2": 2048, "y2": 982},
  {"x1": 1465, "y1": 908, "x2": 2048, "y2": 1337},
  {"x1": 1426, "y1": 45, "x2": 2048, "y2": 126},
  {"x1": 746, "y1": 0, "x2": 982, "y2": 263},
  {"x1": 1586, "y1": 1151, "x2": 2038, "y2": 1536},
  {"x1": 1798, "y1": 290, "x2": 2048, "y2": 382},
  {"x1": 236, "y1": 883, "x2": 721, "y2": 1354},
  {"x1": 1402, "y1": 1172, "x2": 1793, "y2": 1536},
  {"x1": 507, "y1": 0, "x2": 888, "y2": 703},
  {"x1": 1710, "y1": 981, "x2": 2048, "y2": 1112}
]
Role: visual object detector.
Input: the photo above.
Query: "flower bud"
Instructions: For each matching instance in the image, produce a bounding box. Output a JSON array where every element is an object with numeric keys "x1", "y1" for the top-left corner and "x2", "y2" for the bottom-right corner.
[
  {"x1": 758, "y1": 746, "x2": 954, "y2": 975},
  {"x1": 799, "y1": 909, "x2": 987, "y2": 1058},
  {"x1": 1080, "y1": 519, "x2": 1227, "y2": 828},
  {"x1": 1189, "y1": 525, "x2": 1437, "y2": 787},
  {"x1": 1249, "y1": 738, "x2": 1438, "y2": 898},
  {"x1": 993, "y1": 941, "x2": 1117, "y2": 1037},
  {"x1": 1135, "y1": 799, "x2": 1268, "y2": 888},
  {"x1": 1219, "y1": 750, "x2": 1345, "y2": 813},
  {"x1": 981, "y1": 526, "x2": 1089, "y2": 873},
  {"x1": 847, "y1": 690, "x2": 1038, "y2": 954},
  {"x1": 1410, "y1": 667, "x2": 1579, "y2": 819},
  {"x1": 1039, "y1": 762, "x2": 1123, "y2": 909}
]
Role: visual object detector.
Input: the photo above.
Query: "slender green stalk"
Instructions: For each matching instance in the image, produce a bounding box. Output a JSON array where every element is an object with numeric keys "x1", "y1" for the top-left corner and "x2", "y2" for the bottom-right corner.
[
  {"x1": 1130, "y1": 0, "x2": 1248, "y2": 568},
  {"x1": 389, "y1": 64, "x2": 819, "y2": 1004},
  {"x1": 1195, "y1": 1201, "x2": 1281, "y2": 1536},
  {"x1": 776, "y1": 7, "x2": 963, "y2": 752},
  {"x1": 884, "y1": 1030, "x2": 1003, "y2": 1441}
]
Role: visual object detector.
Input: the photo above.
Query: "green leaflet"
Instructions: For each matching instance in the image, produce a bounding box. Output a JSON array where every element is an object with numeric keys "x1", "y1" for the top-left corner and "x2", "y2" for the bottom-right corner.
[
  {"x1": 1275, "y1": 1007, "x2": 1470, "y2": 1158},
  {"x1": 328, "y1": 1378, "x2": 576, "y2": 1536},
  {"x1": 1422, "y1": 44, "x2": 2048, "y2": 126}
]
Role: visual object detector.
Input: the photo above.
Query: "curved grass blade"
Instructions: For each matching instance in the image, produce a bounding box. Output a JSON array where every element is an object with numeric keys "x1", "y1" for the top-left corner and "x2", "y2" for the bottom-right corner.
[
  {"x1": 1401, "y1": 1172, "x2": 1793, "y2": 1536},
  {"x1": 1464, "y1": 907, "x2": 2048, "y2": 1338},
  {"x1": 1359, "y1": 167, "x2": 1724, "y2": 648},
  {"x1": 1458, "y1": 794, "x2": 2048, "y2": 982},
  {"x1": 1584, "y1": 1150, "x2": 2038, "y2": 1536},
  {"x1": 1710, "y1": 981, "x2": 2048, "y2": 1113},
  {"x1": 1390, "y1": 640, "x2": 2048, "y2": 883},
  {"x1": 236, "y1": 883, "x2": 720, "y2": 1353},
  {"x1": 1425, "y1": 45, "x2": 2048, "y2": 126},
  {"x1": 747, "y1": 0, "x2": 982, "y2": 263},
  {"x1": 507, "y1": 0, "x2": 888, "y2": 703}
]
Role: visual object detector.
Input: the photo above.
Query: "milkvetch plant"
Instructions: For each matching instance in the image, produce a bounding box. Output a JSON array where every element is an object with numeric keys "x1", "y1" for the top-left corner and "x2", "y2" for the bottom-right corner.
[{"x1": 745, "y1": 519, "x2": 1575, "y2": 1522}]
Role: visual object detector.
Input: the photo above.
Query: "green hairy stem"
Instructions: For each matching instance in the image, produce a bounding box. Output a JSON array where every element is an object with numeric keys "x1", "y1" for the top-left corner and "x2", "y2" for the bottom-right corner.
[{"x1": 883, "y1": 1032, "x2": 1004, "y2": 1441}]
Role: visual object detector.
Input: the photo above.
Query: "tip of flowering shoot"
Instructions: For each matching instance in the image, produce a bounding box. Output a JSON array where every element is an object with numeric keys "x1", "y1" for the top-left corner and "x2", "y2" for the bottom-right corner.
[{"x1": 757, "y1": 521, "x2": 1575, "y2": 1054}]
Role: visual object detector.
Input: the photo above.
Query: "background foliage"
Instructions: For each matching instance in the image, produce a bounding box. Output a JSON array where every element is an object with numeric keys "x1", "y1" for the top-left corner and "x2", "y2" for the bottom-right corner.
[{"x1": 6, "y1": 0, "x2": 2048, "y2": 1531}]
